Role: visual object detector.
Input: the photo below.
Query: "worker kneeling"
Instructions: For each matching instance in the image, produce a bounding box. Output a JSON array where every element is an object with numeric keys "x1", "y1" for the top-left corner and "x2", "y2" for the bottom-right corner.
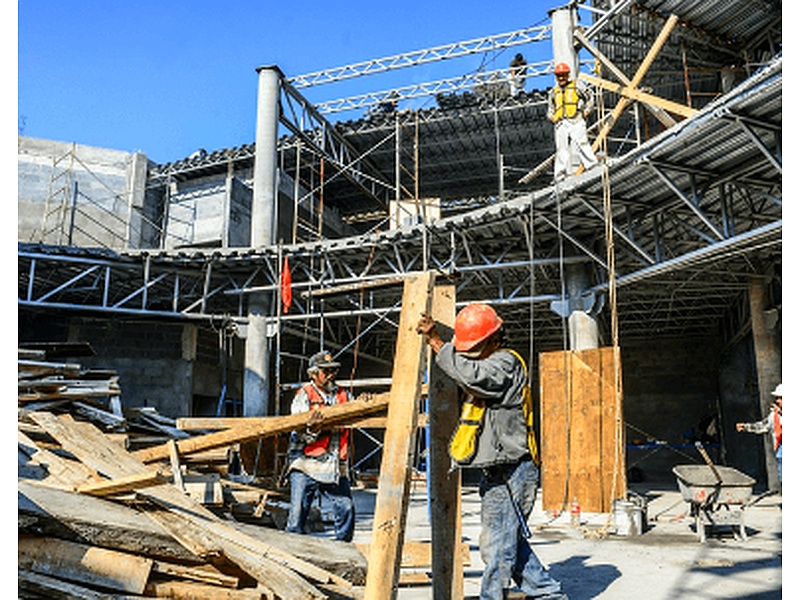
[{"x1": 417, "y1": 304, "x2": 568, "y2": 600}]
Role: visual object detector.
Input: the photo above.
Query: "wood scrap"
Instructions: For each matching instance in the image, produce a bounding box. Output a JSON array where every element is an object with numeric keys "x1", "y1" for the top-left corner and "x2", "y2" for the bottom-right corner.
[
  {"x1": 18, "y1": 568, "x2": 143, "y2": 600},
  {"x1": 26, "y1": 411, "x2": 349, "y2": 598},
  {"x1": 18, "y1": 535, "x2": 153, "y2": 595}
]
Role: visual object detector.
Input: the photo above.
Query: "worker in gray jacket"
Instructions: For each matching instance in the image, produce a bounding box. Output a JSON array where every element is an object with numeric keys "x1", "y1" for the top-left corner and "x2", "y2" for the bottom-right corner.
[{"x1": 417, "y1": 303, "x2": 567, "y2": 600}]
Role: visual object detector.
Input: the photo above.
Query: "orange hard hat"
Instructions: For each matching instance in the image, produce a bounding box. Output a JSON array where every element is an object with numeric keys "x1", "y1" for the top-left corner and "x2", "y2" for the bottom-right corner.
[
  {"x1": 453, "y1": 303, "x2": 504, "y2": 352},
  {"x1": 554, "y1": 62, "x2": 571, "y2": 75}
]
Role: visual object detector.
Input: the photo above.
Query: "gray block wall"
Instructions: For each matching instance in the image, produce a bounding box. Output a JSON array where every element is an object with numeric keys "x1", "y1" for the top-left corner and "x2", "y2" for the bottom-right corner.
[{"x1": 18, "y1": 136, "x2": 152, "y2": 249}]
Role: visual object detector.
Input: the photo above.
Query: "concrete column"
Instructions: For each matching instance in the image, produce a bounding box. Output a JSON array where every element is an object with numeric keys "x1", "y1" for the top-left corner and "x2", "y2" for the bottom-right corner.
[
  {"x1": 550, "y1": 6, "x2": 579, "y2": 75},
  {"x1": 748, "y1": 276, "x2": 781, "y2": 490},
  {"x1": 244, "y1": 65, "x2": 282, "y2": 417},
  {"x1": 252, "y1": 65, "x2": 282, "y2": 247},
  {"x1": 565, "y1": 262, "x2": 599, "y2": 350}
]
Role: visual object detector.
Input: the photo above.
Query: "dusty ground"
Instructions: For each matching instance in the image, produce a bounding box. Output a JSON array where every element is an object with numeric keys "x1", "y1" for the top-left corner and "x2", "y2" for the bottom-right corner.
[{"x1": 347, "y1": 479, "x2": 783, "y2": 599}]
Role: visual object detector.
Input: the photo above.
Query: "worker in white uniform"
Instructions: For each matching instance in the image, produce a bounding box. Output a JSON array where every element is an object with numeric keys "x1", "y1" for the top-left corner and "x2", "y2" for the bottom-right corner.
[{"x1": 547, "y1": 62, "x2": 598, "y2": 181}]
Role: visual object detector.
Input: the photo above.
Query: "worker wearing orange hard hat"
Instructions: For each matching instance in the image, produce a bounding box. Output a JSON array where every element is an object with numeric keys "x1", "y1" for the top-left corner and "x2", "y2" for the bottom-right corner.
[
  {"x1": 417, "y1": 304, "x2": 567, "y2": 600},
  {"x1": 547, "y1": 61, "x2": 598, "y2": 182}
]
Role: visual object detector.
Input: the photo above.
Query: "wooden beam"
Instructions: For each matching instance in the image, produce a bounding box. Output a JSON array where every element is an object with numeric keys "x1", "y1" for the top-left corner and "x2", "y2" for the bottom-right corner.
[
  {"x1": 589, "y1": 14, "x2": 679, "y2": 156},
  {"x1": 573, "y1": 28, "x2": 677, "y2": 127},
  {"x1": 428, "y1": 284, "x2": 464, "y2": 600},
  {"x1": 137, "y1": 393, "x2": 389, "y2": 463},
  {"x1": 580, "y1": 72, "x2": 697, "y2": 119},
  {"x1": 364, "y1": 271, "x2": 435, "y2": 600}
]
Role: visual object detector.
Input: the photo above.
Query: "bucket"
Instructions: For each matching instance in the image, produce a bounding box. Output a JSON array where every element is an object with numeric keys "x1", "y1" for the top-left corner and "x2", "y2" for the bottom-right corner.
[{"x1": 613, "y1": 497, "x2": 646, "y2": 535}]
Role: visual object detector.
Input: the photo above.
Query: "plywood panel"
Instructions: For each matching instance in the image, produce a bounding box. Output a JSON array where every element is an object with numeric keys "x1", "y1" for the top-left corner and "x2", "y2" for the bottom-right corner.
[{"x1": 539, "y1": 347, "x2": 625, "y2": 513}]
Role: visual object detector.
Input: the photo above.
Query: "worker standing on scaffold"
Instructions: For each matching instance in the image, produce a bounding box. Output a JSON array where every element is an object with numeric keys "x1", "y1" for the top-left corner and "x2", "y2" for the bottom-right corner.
[{"x1": 547, "y1": 62, "x2": 598, "y2": 182}]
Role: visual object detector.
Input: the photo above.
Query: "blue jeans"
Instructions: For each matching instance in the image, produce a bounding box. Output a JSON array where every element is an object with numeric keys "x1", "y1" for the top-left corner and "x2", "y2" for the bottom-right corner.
[
  {"x1": 479, "y1": 459, "x2": 563, "y2": 599},
  {"x1": 285, "y1": 469, "x2": 355, "y2": 542}
]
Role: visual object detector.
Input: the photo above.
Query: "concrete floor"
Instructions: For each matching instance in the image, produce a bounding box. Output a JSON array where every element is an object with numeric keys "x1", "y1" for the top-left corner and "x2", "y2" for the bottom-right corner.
[{"x1": 347, "y1": 479, "x2": 783, "y2": 599}]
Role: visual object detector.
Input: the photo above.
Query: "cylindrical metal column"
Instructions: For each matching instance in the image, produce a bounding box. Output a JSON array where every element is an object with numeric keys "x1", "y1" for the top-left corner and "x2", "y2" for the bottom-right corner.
[
  {"x1": 244, "y1": 65, "x2": 282, "y2": 417},
  {"x1": 550, "y1": 6, "x2": 578, "y2": 75},
  {"x1": 252, "y1": 65, "x2": 282, "y2": 247}
]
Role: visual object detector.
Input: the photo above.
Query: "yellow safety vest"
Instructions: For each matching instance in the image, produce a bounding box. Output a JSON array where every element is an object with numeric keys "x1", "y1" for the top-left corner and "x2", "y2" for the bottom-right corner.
[
  {"x1": 552, "y1": 81, "x2": 579, "y2": 121},
  {"x1": 448, "y1": 349, "x2": 540, "y2": 466}
]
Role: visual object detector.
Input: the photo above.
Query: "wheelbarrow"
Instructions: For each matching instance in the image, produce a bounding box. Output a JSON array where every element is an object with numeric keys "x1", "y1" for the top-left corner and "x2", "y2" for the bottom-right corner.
[{"x1": 672, "y1": 443, "x2": 756, "y2": 542}]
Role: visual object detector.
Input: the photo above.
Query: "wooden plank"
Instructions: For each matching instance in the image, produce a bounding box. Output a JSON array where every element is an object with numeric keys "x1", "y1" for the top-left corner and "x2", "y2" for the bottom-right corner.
[
  {"x1": 539, "y1": 350, "x2": 570, "y2": 511},
  {"x1": 364, "y1": 271, "x2": 434, "y2": 600},
  {"x1": 139, "y1": 393, "x2": 390, "y2": 463},
  {"x1": 19, "y1": 480, "x2": 202, "y2": 563},
  {"x1": 18, "y1": 536, "x2": 153, "y2": 594},
  {"x1": 428, "y1": 284, "x2": 464, "y2": 600},
  {"x1": 75, "y1": 469, "x2": 169, "y2": 497},
  {"x1": 144, "y1": 579, "x2": 265, "y2": 599},
  {"x1": 151, "y1": 560, "x2": 239, "y2": 588},
  {"x1": 356, "y1": 540, "x2": 471, "y2": 568},
  {"x1": 18, "y1": 429, "x2": 103, "y2": 489},
  {"x1": 18, "y1": 568, "x2": 142, "y2": 600},
  {"x1": 167, "y1": 439, "x2": 185, "y2": 491},
  {"x1": 570, "y1": 350, "x2": 603, "y2": 512},
  {"x1": 600, "y1": 346, "x2": 626, "y2": 511}
]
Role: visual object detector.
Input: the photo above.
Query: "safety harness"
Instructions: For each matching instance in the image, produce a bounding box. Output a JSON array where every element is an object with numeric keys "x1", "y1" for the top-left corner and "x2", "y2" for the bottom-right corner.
[{"x1": 448, "y1": 349, "x2": 540, "y2": 466}]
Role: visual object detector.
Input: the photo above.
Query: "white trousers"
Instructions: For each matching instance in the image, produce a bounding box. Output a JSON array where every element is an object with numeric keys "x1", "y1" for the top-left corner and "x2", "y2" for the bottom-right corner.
[{"x1": 554, "y1": 117, "x2": 598, "y2": 181}]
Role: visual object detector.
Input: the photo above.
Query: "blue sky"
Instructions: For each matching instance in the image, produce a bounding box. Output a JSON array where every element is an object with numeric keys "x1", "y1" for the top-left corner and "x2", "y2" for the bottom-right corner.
[{"x1": 18, "y1": 1, "x2": 566, "y2": 165}]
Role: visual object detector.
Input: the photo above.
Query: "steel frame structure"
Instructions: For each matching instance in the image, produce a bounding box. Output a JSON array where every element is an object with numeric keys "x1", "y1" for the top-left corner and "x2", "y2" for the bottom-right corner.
[{"x1": 19, "y1": 0, "x2": 782, "y2": 376}]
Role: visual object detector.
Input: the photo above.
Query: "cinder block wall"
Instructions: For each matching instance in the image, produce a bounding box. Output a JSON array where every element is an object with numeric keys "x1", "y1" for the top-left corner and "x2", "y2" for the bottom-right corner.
[
  {"x1": 64, "y1": 317, "x2": 194, "y2": 417},
  {"x1": 621, "y1": 337, "x2": 724, "y2": 484},
  {"x1": 18, "y1": 136, "x2": 152, "y2": 248}
]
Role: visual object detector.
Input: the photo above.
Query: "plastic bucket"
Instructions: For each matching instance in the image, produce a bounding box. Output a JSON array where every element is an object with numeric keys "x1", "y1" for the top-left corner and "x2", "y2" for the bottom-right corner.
[{"x1": 613, "y1": 498, "x2": 645, "y2": 535}]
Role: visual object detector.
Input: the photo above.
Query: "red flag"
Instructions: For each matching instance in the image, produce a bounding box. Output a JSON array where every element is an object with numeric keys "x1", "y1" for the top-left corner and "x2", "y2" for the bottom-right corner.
[{"x1": 280, "y1": 256, "x2": 292, "y2": 314}]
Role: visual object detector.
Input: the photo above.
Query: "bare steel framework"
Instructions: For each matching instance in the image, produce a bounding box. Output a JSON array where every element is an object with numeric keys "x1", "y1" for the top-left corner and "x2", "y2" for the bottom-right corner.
[{"x1": 19, "y1": 0, "x2": 782, "y2": 377}]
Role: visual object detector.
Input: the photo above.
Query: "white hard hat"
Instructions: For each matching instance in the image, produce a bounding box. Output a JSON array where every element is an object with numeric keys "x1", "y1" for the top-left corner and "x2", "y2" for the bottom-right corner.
[{"x1": 771, "y1": 383, "x2": 783, "y2": 397}]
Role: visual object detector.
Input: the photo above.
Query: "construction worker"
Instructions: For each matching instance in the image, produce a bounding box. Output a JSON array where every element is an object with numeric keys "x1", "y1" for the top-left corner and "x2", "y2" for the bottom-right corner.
[
  {"x1": 285, "y1": 350, "x2": 355, "y2": 542},
  {"x1": 547, "y1": 61, "x2": 598, "y2": 181},
  {"x1": 417, "y1": 304, "x2": 568, "y2": 600},
  {"x1": 509, "y1": 52, "x2": 528, "y2": 96},
  {"x1": 737, "y1": 382, "x2": 783, "y2": 486}
]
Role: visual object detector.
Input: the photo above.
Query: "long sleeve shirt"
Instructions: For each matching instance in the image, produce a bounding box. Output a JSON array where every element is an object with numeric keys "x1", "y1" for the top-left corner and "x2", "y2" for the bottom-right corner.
[
  {"x1": 741, "y1": 409, "x2": 782, "y2": 457},
  {"x1": 434, "y1": 344, "x2": 530, "y2": 468}
]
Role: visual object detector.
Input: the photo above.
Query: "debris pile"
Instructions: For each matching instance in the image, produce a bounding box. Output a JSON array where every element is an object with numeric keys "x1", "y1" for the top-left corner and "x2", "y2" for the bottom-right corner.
[{"x1": 18, "y1": 348, "x2": 381, "y2": 599}]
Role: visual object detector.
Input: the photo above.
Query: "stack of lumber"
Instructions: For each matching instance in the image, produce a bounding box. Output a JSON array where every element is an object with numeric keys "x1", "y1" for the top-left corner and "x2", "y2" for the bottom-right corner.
[{"x1": 18, "y1": 349, "x2": 391, "y2": 599}]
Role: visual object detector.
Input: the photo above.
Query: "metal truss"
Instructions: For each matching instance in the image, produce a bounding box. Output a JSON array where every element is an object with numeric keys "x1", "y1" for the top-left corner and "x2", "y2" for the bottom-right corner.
[
  {"x1": 314, "y1": 61, "x2": 553, "y2": 115},
  {"x1": 19, "y1": 63, "x2": 781, "y2": 353},
  {"x1": 287, "y1": 24, "x2": 551, "y2": 88}
]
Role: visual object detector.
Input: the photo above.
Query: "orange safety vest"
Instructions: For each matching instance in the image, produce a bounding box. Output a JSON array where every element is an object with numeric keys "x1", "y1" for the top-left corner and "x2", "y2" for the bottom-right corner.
[
  {"x1": 551, "y1": 81, "x2": 580, "y2": 121},
  {"x1": 302, "y1": 384, "x2": 350, "y2": 459},
  {"x1": 773, "y1": 411, "x2": 782, "y2": 451}
]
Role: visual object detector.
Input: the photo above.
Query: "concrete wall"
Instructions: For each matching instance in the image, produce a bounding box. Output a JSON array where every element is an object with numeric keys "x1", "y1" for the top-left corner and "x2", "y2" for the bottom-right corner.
[{"x1": 18, "y1": 136, "x2": 152, "y2": 249}]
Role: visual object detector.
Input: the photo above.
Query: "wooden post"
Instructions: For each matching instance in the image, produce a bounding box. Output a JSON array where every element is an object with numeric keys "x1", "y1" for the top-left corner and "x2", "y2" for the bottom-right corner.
[
  {"x1": 364, "y1": 272, "x2": 435, "y2": 600},
  {"x1": 429, "y1": 284, "x2": 463, "y2": 600}
]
